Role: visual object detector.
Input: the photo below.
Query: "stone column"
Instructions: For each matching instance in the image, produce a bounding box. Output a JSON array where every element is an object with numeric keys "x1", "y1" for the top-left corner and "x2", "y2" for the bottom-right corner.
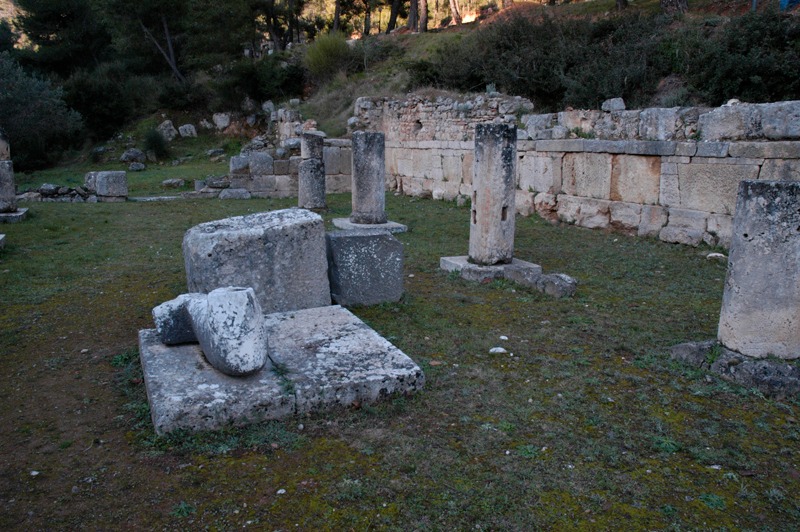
[
  {"x1": 298, "y1": 158, "x2": 326, "y2": 210},
  {"x1": 0, "y1": 130, "x2": 16, "y2": 213},
  {"x1": 468, "y1": 124, "x2": 517, "y2": 265},
  {"x1": 0, "y1": 128, "x2": 9, "y2": 161},
  {"x1": 718, "y1": 180, "x2": 800, "y2": 359},
  {"x1": 350, "y1": 131, "x2": 387, "y2": 224},
  {"x1": 301, "y1": 131, "x2": 325, "y2": 160}
]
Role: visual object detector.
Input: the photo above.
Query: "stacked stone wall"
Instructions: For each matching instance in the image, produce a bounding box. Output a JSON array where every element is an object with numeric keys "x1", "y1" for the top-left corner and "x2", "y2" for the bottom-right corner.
[{"x1": 354, "y1": 96, "x2": 800, "y2": 248}]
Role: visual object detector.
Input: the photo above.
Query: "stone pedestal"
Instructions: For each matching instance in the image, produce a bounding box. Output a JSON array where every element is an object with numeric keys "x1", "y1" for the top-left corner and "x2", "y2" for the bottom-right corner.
[
  {"x1": 0, "y1": 161, "x2": 17, "y2": 213},
  {"x1": 469, "y1": 124, "x2": 517, "y2": 265},
  {"x1": 298, "y1": 158, "x2": 327, "y2": 210},
  {"x1": 182, "y1": 208, "x2": 331, "y2": 314},
  {"x1": 301, "y1": 132, "x2": 325, "y2": 160},
  {"x1": 718, "y1": 180, "x2": 800, "y2": 359},
  {"x1": 350, "y1": 131, "x2": 387, "y2": 224}
]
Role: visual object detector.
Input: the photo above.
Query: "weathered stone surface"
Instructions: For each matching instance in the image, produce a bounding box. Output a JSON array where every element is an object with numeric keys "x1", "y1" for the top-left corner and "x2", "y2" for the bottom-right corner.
[
  {"x1": 323, "y1": 146, "x2": 352, "y2": 175},
  {"x1": 676, "y1": 162, "x2": 759, "y2": 214},
  {"x1": 137, "y1": 305, "x2": 424, "y2": 434},
  {"x1": 718, "y1": 181, "x2": 800, "y2": 359},
  {"x1": 157, "y1": 120, "x2": 179, "y2": 141},
  {"x1": 183, "y1": 209, "x2": 331, "y2": 314},
  {"x1": 249, "y1": 152, "x2": 274, "y2": 175},
  {"x1": 533, "y1": 192, "x2": 559, "y2": 223},
  {"x1": 469, "y1": 124, "x2": 517, "y2": 265},
  {"x1": 517, "y1": 153, "x2": 561, "y2": 194},
  {"x1": 639, "y1": 107, "x2": 679, "y2": 141},
  {"x1": 760, "y1": 101, "x2": 800, "y2": 140},
  {"x1": 152, "y1": 293, "x2": 203, "y2": 345},
  {"x1": 562, "y1": 152, "x2": 612, "y2": 200},
  {"x1": 638, "y1": 205, "x2": 668, "y2": 237},
  {"x1": 609, "y1": 201, "x2": 642, "y2": 232},
  {"x1": 695, "y1": 142, "x2": 729, "y2": 158},
  {"x1": 230, "y1": 155, "x2": 250, "y2": 175},
  {"x1": 350, "y1": 131, "x2": 387, "y2": 224},
  {"x1": 698, "y1": 105, "x2": 761, "y2": 141},
  {"x1": 219, "y1": 188, "x2": 251, "y2": 200},
  {"x1": 326, "y1": 229, "x2": 404, "y2": 306},
  {"x1": 670, "y1": 341, "x2": 800, "y2": 398},
  {"x1": 515, "y1": 190, "x2": 536, "y2": 217},
  {"x1": 0, "y1": 129, "x2": 9, "y2": 160},
  {"x1": 129, "y1": 162, "x2": 145, "y2": 171},
  {"x1": 729, "y1": 141, "x2": 800, "y2": 159},
  {"x1": 119, "y1": 148, "x2": 146, "y2": 163},
  {"x1": 707, "y1": 213, "x2": 733, "y2": 248},
  {"x1": 94, "y1": 171, "x2": 128, "y2": 198},
  {"x1": 178, "y1": 124, "x2": 197, "y2": 138},
  {"x1": 659, "y1": 208, "x2": 707, "y2": 246},
  {"x1": 440, "y1": 256, "x2": 537, "y2": 282},
  {"x1": 301, "y1": 132, "x2": 325, "y2": 160},
  {"x1": 601, "y1": 98, "x2": 626, "y2": 112},
  {"x1": 298, "y1": 158, "x2": 326, "y2": 210},
  {"x1": 213, "y1": 112, "x2": 231, "y2": 130},
  {"x1": 759, "y1": 159, "x2": 800, "y2": 181},
  {"x1": 0, "y1": 161, "x2": 17, "y2": 213},
  {"x1": 610, "y1": 155, "x2": 660, "y2": 204},
  {"x1": 331, "y1": 218, "x2": 407, "y2": 233},
  {"x1": 0, "y1": 207, "x2": 28, "y2": 222},
  {"x1": 162, "y1": 178, "x2": 185, "y2": 188}
]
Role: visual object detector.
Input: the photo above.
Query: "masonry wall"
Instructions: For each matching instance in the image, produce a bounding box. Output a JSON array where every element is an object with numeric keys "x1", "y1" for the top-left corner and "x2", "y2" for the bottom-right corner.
[{"x1": 353, "y1": 96, "x2": 800, "y2": 248}]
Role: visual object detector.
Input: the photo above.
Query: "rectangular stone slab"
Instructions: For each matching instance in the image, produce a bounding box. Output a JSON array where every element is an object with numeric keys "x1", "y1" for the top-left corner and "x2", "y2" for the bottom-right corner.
[{"x1": 139, "y1": 305, "x2": 424, "y2": 435}]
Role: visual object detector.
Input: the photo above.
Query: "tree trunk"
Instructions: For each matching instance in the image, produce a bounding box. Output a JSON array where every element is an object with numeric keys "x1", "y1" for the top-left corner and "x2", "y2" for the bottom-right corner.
[
  {"x1": 407, "y1": 0, "x2": 418, "y2": 30},
  {"x1": 386, "y1": 0, "x2": 401, "y2": 32},
  {"x1": 419, "y1": 0, "x2": 428, "y2": 32},
  {"x1": 449, "y1": 0, "x2": 462, "y2": 24},
  {"x1": 660, "y1": 0, "x2": 688, "y2": 13},
  {"x1": 364, "y1": 6, "x2": 371, "y2": 35},
  {"x1": 333, "y1": 0, "x2": 341, "y2": 32},
  {"x1": 139, "y1": 17, "x2": 186, "y2": 83},
  {"x1": 616, "y1": 0, "x2": 628, "y2": 9}
]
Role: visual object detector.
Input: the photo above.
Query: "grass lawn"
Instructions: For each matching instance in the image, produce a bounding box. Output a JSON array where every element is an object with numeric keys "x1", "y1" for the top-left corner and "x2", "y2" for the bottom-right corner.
[{"x1": 0, "y1": 193, "x2": 798, "y2": 529}]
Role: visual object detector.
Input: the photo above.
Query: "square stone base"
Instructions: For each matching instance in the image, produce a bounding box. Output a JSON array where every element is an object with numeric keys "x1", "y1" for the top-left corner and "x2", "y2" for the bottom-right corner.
[
  {"x1": 0, "y1": 208, "x2": 28, "y2": 223},
  {"x1": 332, "y1": 218, "x2": 408, "y2": 233},
  {"x1": 440, "y1": 256, "x2": 543, "y2": 282},
  {"x1": 139, "y1": 305, "x2": 424, "y2": 435}
]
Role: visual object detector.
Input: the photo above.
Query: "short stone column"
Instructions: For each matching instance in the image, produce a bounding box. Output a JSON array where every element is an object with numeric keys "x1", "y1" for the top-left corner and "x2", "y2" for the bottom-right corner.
[
  {"x1": 0, "y1": 161, "x2": 17, "y2": 213},
  {"x1": 468, "y1": 124, "x2": 517, "y2": 265},
  {"x1": 298, "y1": 159, "x2": 326, "y2": 210},
  {"x1": 350, "y1": 131, "x2": 387, "y2": 224},
  {"x1": 301, "y1": 131, "x2": 325, "y2": 160},
  {"x1": 0, "y1": 128, "x2": 9, "y2": 161},
  {"x1": 718, "y1": 180, "x2": 800, "y2": 359}
]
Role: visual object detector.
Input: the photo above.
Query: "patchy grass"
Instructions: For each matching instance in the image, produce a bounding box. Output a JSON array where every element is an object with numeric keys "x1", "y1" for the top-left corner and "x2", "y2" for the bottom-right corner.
[{"x1": 0, "y1": 193, "x2": 798, "y2": 529}]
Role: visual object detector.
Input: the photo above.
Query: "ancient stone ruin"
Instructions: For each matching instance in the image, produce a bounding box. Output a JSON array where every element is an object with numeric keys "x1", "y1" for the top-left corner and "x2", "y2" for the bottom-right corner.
[
  {"x1": 671, "y1": 180, "x2": 800, "y2": 397},
  {"x1": 333, "y1": 131, "x2": 407, "y2": 233},
  {"x1": 441, "y1": 124, "x2": 577, "y2": 298},
  {"x1": 0, "y1": 130, "x2": 28, "y2": 223},
  {"x1": 140, "y1": 207, "x2": 422, "y2": 435},
  {"x1": 298, "y1": 131, "x2": 327, "y2": 210},
  {"x1": 84, "y1": 171, "x2": 129, "y2": 202}
]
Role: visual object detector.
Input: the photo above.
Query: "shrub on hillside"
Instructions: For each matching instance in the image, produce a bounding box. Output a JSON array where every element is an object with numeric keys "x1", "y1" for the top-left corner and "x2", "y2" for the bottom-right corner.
[
  {"x1": 0, "y1": 52, "x2": 83, "y2": 170},
  {"x1": 303, "y1": 32, "x2": 356, "y2": 85},
  {"x1": 143, "y1": 129, "x2": 169, "y2": 159}
]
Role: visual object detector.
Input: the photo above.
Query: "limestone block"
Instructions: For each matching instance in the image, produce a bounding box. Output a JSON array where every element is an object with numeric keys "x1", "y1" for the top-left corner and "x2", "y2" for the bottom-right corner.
[
  {"x1": 432, "y1": 180, "x2": 461, "y2": 201},
  {"x1": 0, "y1": 129, "x2": 9, "y2": 160},
  {"x1": 461, "y1": 152, "x2": 474, "y2": 185},
  {"x1": 698, "y1": 105, "x2": 761, "y2": 141},
  {"x1": 249, "y1": 175, "x2": 277, "y2": 193},
  {"x1": 576, "y1": 198, "x2": 611, "y2": 229},
  {"x1": 609, "y1": 201, "x2": 642, "y2": 232},
  {"x1": 522, "y1": 113, "x2": 556, "y2": 133},
  {"x1": 179, "y1": 124, "x2": 197, "y2": 138},
  {"x1": 188, "y1": 287, "x2": 270, "y2": 376},
  {"x1": 759, "y1": 159, "x2": 800, "y2": 181},
  {"x1": 729, "y1": 141, "x2": 800, "y2": 159},
  {"x1": 323, "y1": 146, "x2": 351, "y2": 175},
  {"x1": 677, "y1": 162, "x2": 760, "y2": 214},
  {"x1": 326, "y1": 229, "x2": 404, "y2": 306},
  {"x1": 707, "y1": 213, "x2": 733, "y2": 248},
  {"x1": 301, "y1": 132, "x2": 325, "y2": 160},
  {"x1": 518, "y1": 154, "x2": 562, "y2": 194},
  {"x1": 442, "y1": 154, "x2": 465, "y2": 184},
  {"x1": 120, "y1": 148, "x2": 146, "y2": 163},
  {"x1": 659, "y1": 208, "x2": 706, "y2": 246},
  {"x1": 95, "y1": 171, "x2": 127, "y2": 199},
  {"x1": 557, "y1": 110, "x2": 600, "y2": 135},
  {"x1": 675, "y1": 142, "x2": 698, "y2": 156},
  {"x1": 695, "y1": 142, "x2": 729, "y2": 158},
  {"x1": 213, "y1": 113, "x2": 231, "y2": 130},
  {"x1": 469, "y1": 124, "x2": 517, "y2": 265},
  {"x1": 249, "y1": 152, "x2": 274, "y2": 175},
  {"x1": 326, "y1": 173, "x2": 351, "y2": 194},
  {"x1": 760, "y1": 101, "x2": 800, "y2": 140},
  {"x1": 638, "y1": 205, "x2": 668, "y2": 237},
  {"x1": 515, "y1": 190, "x2": 536, "y2": 217},
  {"x1": 534, "y1": 192, "x2": 559, "y2": 223},
  {"x1": 274, "y1": 174, "x2": 298, "y2": 197},
  {"x1": 639, "y1": 107, "x2": 679, "y2": 141},
  {"x1": 153, "y1": 293, "x2": 203, "y2": 345},
  {"x1": 157, "y1": 120, "x2": 179, "y2": 142},
  {"x1": 562, "y1": 152, "x2": 612, "y2": 200},
  {"x1": 601, "y1": 98, "x2": 626, "y2": 112},
  {"x1": 218, "y1": 188, "x2": 251, "y2": 200},
  {"x1": 230, "y1": 155, "x2": 250, "y2": 175},
  {"x1": 288, "y1": 156, "x2": 301, "y2": 176},
  {"x1": 659, "y1": 170, "x2": 680, "y2": 207},
  {"x1": 350, "y1": 131, "x2": 387, "y2": 224},
  {"x1": 298, "y1": 158, "x2": 326, "y2": 210},
  {"x1": 610, "y1": 155, "x2": 660, "y2": 204},
  {"x1": 0, "y1": 161, "x2": 16, "y2": 213},
  {"x1": 182, "y1": 209, "x2": 331, "y2": 314},
  {"x1": 718, "y1": 180, "x2": 800, "y2": 359},
  {"x1": 556, "y1": 194, "x2": 581, "y2": 224},
  {"x1": 537, "y1": 139, "x2": 585, "y2": 153}
]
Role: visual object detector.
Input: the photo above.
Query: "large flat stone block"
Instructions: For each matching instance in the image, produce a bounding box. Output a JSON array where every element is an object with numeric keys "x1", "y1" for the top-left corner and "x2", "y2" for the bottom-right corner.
[
  {"x1": 139, "y1": 305, "x2": 424, "y2": 435},
  {"x1": 610, "y1": 155, "x2": 660, "y2": 204},
  {"x1": 183, "y1": 209, "x2": 331, "y2": 314},
  {"x1": 94, "y1": 171, "x2": 128, "y2": 199},
  {"x1": 517, "y1": 154, "x2": 562, "y2": 195},
  {"x1": 562, "y1": 152, "x2": 612, "y2": 200},
  {"x1": 677, "y1": 162, "x2": 759, "y2": 214},
  {"x1": 718, "y1": 180, "x2": 800, "y2": 359},
  {"x1": 327, "y1": 229, "x2": 404, "y2": 306}
]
